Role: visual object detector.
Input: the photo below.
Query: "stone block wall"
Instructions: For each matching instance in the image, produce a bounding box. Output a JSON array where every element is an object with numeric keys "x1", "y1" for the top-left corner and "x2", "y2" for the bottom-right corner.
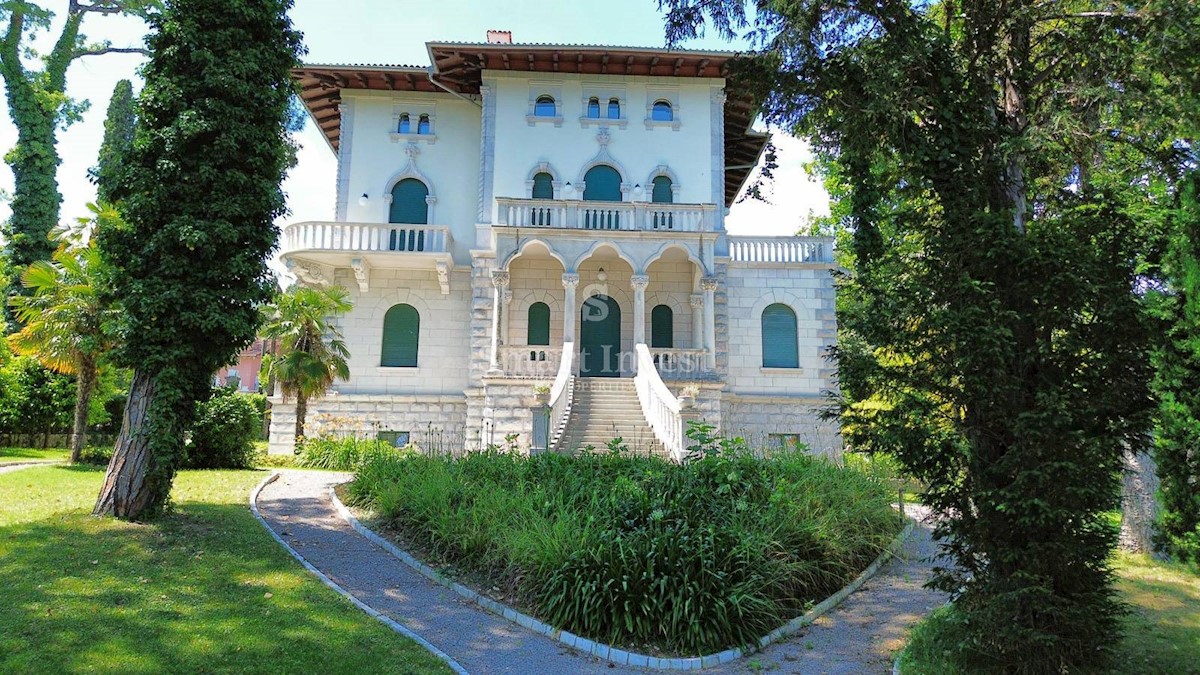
[
  {"x1": 266, "y1": 394, "x2": 468, "y2": 455},
  {"x1": 720, "y1": 394, "x2": 841, "y2": 459}
]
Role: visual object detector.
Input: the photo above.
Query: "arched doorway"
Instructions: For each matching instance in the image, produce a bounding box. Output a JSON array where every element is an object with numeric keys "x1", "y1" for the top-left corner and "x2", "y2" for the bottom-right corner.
[{"x1": 580, "y1": 294, "x2": 621, "y2": 377}]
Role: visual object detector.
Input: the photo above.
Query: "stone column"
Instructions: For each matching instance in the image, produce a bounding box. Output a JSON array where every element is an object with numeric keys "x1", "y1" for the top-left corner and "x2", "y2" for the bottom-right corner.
[
  {"x1": 501, "y1": 288, "x2": 513, "y2": 349},
  {"x1": 700, "y1": 276, "x2": 718, "y2": 370},
  {"x1": 631, "y1": 274, "x2": 649, "y2": 345},
  {"x1": 488, "y1": 270, "x2": 509, "y2": 372},
  {"x1": 690, "y1": 294, "x2": 704, "y2": 350},
  {"x1": 562, "y1": 273, "x2": 579, "y2": 343}
]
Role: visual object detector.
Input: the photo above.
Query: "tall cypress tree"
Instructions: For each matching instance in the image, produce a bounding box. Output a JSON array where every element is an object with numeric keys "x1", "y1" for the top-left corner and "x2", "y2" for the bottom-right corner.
[
  {"x1": 89, "y1": 79, "x2": 138, "y2": 204},
  {"x1": 93, "y1": 0, "x2": 303, "y2": 520}
]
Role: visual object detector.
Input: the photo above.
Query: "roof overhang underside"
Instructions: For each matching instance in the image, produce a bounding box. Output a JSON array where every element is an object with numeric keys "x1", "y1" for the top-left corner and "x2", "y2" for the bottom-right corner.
[{"x1": 292, "y1": 44, "x2": 768, "y2": 207}]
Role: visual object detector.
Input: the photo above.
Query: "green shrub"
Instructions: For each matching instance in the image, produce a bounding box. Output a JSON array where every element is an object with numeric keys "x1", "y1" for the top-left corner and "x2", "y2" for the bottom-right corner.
[
  {"x1": 348, "y1": 426, "x2": 901, "y2": 655},
  {"x1": 296, "y1": 436, "x2": 408, "y2": 471},
  {"x1": 184, "y1": 387, "x2": 262, "y2": 469},
  {"x1": 78, "y1": 445, "x2": 114, "y2": 466}
]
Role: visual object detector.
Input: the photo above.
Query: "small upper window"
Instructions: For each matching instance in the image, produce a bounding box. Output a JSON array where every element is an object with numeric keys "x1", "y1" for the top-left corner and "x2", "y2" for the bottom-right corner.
[
  {"x1": 397, "y1": 113, "x2": 411, "y2": 133},
  {"x1": 417, "y1": 114, "x2": 430, "y2": 134},
  {"x1": 608, "y1": 98, "x2": 621, "y2": 119},
  {"x1": 535, "y1": 95, "x2": 557, "y2": 117},
  {"x1": 651, "y1": 100, "x2": 673, "y2": 122},
  {"x1": 587, "y1": 97, "x2": 600, "y2": 118}
]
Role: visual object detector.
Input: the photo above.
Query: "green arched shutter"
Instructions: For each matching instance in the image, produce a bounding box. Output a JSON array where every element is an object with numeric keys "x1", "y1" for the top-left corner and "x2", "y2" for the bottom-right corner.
[
  {"x1": 528, "y1": 302, "x2": 551, "y2": 346},
  {"x1": 651, "y1": 305, "x2": 673, "y2": 348},
  {"x1": 651, "y1": 176, "x2": 673, "y2": 203},
  {"x1": 381, "y1": 304, "x2": 420, "y2": 367},
  {"x1": 389, "y1": 179, "x2": 429, "y2": 224},
  {"x1": 583, "y1": 165, "x2": 622, "y2": 201},
  {"x1": 532, "y1": 172, "x2": 554, "y2": 199},
  {"x1": 761, "y1": 303, "x2": 798, "y2": 368}
]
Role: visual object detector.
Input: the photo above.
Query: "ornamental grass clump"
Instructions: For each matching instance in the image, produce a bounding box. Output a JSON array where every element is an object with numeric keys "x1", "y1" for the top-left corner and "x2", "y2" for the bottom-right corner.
[
  {"x1": 348, "y1": 428, "x2": 900, "y2": 654},
  {"x1": 295, "y1": 436, "x2": 408, "y2": 471}
]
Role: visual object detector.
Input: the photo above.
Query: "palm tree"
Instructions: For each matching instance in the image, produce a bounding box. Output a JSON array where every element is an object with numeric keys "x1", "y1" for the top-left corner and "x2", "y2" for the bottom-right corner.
[
  {"x1": 259, "y1": 285, "x2": 352, "y2": 445},
  {"x1": 8, "y1": 212, "x2": 118, "y2": 463}
]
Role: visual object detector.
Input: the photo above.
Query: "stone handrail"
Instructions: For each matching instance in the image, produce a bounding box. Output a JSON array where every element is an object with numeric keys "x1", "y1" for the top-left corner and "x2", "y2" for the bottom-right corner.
[
  {"x1": 634, "y1": 344, "x2": 686, "y2": 461},
  {"x1": 281, "y1": 221, "x2": 453, "y2": 254},
  {"x1": 547, "y1": 343, "x2": 576, "y2": 451},
  {"x1": 728, "y1": 236, "x2": 834, "y2": 264},
  {"x1": 649, "y1": 348, "x2": 708, "y2": 379},
  {"x1": 498, "y1": 345, "x2": 562, "y2": 378},
  {"x1": 495, "y1": 197, "x2": 717, "y2": 233}
]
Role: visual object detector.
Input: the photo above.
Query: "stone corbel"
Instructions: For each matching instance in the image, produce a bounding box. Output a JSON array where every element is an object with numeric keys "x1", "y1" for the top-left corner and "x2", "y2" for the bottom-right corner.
[
  {"x1": 436, "y1": 260, "x2": 451, "y2": 295},
  {"x1": 350, "y1": 257, "x2": 369, "y2": 292},
  {"x1": 286, "y1": 259, "x2": 331, "y2": 287}
]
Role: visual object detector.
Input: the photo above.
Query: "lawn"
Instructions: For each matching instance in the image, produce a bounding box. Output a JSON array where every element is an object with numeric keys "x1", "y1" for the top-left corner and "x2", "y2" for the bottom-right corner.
[
  {"x1": 898, "y1": 552, "x2": 1200, "y2": 674},
  {"x1": 0, "y1": 464, "x2": 450, "y2": 674},
  {"x1": 0, "y1": 447, "x2": 70, "y2": 465}
]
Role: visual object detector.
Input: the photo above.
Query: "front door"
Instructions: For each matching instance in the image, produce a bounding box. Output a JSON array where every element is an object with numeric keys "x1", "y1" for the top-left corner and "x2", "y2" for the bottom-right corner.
[{"x1": 580, "y1": 294, "x2": 621, "y2": 377}]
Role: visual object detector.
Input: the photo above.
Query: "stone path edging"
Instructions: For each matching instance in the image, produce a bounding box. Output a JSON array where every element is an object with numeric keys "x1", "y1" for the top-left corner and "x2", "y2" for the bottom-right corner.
[
  {"x1": 248, "y1": 472, "x2": 469, "y2": 675},
  {"x1": 329, "y1": 482, "x2": 918, "y2": 671},
  {"x1": 0, "y1": 460, "x2": 65, "y2": 475}
]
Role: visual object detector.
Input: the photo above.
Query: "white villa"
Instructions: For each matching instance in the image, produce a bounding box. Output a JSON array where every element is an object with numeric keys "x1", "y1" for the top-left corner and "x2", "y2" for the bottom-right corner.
[{"x1": 269, "y1": 32, "x2": 840, "y2": 459}]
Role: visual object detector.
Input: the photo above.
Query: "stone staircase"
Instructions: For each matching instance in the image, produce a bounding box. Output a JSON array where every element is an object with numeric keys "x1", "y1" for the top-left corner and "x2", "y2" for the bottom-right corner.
[{"x1": 555, "y1": 378, "x2": 668, "y2": 457}]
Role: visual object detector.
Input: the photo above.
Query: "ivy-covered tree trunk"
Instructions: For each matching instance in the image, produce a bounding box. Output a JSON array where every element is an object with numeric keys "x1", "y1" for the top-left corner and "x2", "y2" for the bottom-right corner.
[{"x1": 90, "y1": 79, "x2": 138, "y2": 204}]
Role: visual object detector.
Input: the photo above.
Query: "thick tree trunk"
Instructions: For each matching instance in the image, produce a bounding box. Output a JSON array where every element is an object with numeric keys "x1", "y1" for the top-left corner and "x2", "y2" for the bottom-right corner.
[
  {"x1": 69, "y1": 358, "x2": 97, "y2": 463},
  {"x1": 93, "y1": 369, "x2": 159, "y2": 519},
  {"x1": 1120, "y1": 448, "x2": 1164, "y2": 557},
  {"x1": 294, "y1": 393, "x2": 307, "y2": 444}
]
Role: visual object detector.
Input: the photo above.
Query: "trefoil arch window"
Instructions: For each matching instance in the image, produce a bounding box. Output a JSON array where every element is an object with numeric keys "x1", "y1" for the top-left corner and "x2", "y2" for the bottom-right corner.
[
  {"x1": 534, "y1": 95, "x2": 557, "y2": 117},
  {"x1": 397, "y1": 113, "x2": 411, "y2": 133},
  {"x1": 761, "y1": 303, "x2": 799, "y2": 368},
  {"x1": 651, "y1": 175, "x2": 674, "y2": 229},
  {"x1": 608, "y1": 98, "x2": 621, "y2": 119},
  {"x1": 388, "y1": 178, "x2": 429, "y2": 251},
  {"x1": 582, "y1": 164, "x2": 623, "y2": 229},
  {"x1": 417, "y1": 114, "x2": 430, "y2": 134},
  {"x1": 587, "y1": 97, "x2": 600, "y2": 118},
  {"x1": 651, "y1": 100, "x2": 673, "y2": 122},
  {"x1": 381, "y1": 304, "x2": 420, "y2": 367}
]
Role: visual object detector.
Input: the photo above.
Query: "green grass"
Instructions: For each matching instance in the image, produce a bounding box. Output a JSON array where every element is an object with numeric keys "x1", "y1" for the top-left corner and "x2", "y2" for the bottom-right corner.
[
  {"x1": 0, "y1": 447, "x2": 70, "y2": 465},
  {"x1": 898, "y1": 553, "x2": 1200, "y2": 674},
  {"x1": 0, "y1": 465, "x2": 450, "y2": 674},
  {"x1": 349, "y1": 444, "x2": 902, "y2": 655}
]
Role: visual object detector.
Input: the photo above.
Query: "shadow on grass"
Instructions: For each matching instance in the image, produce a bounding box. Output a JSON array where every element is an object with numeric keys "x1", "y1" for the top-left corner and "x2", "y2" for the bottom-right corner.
[{"x1": 0, "y1": 494, "x2": 448, "y2": 673}]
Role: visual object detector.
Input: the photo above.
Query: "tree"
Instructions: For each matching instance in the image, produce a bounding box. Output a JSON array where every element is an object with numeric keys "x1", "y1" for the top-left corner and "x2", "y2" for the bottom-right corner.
[
  {"x1": 88, "y1": 79, "x2": 137, "y2": 204},
  {"x1": 7, "y1": 208, "x2": 119, "y2": 462},
  {"x1": 659, "y1": 0, "x2": 1197, "y2": 669},
  {"x1": 0, "y1": 1, "x2": 155, "y2": 320},
  {"x1": 259, "y1": 285, "x2": 351, "y2": 444},
  {"x1": 92, "y1": 0, "x2": 303, "y2": 520}
]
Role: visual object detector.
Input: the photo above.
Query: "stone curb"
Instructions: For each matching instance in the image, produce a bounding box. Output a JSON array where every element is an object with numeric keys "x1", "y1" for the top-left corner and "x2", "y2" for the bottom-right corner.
[
  {"x1": 248, "y1": 472, "x2": 469, "y2": 675},
  {"x1": 330, "y1": 481, "x2": 918, "y2": 671},
  {"x1": 0, "y1": 460, "x2": 65, "y2": 471}
]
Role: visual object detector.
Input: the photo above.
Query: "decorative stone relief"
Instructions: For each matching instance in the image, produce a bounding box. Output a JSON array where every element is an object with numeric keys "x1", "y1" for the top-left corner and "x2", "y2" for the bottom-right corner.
[
  {"x1": 436, "y1": 260, "x2": 450, "y2": 295},
  {"x1": 349, "y1": 257, "x2": 369, "y2": 292}
]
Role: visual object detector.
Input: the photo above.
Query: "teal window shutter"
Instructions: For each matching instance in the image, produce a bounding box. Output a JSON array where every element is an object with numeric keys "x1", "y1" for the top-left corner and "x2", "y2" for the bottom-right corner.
[
  {"x1": 607, "y1": 98, "x2": 620, "y2": 118},
  {"x1": 389, "y1": 179, "x2": 429, "y2": 225},
  {"x1": 528, "y1": 302, "x2": 551, "y2": 346},
  {"x1": 583, "y1": 165, "x2": 621, "y2": 201},
  {"x1": 652, "y1": 100, "x2": 673, "y2": 121},
  {"x1": 532, "y1": 172, "x2": 554, "y2": 199},
  {"x1": 761, "y1": 303, "x2": 799, "y2": 368},
  {"x1": 651, "y1": 305, "x2": 673, "y2": 348},
  {"x1": 651, "y1": 176, "x2": 673, "y2": 203},
  {"x1": 381, "y1": 304, "x2": 420, "y2": 367}
]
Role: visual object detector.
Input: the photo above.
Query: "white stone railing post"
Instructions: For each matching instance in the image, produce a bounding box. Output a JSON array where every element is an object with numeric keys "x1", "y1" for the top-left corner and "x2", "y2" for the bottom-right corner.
[
  {"x1": 547, "y1": 343, "x2": 576, "y2": 451},
  {"x1": 488, "y1": 270, "x2": 509, "y2": 373},
  {"x1": 634, "y1": 344, "x2": 686, "y2": 461}
]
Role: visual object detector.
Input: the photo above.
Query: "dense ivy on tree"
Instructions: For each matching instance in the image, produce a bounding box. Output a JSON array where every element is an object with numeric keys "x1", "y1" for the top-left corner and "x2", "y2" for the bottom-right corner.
[
  {"x1": 93, "y1": 0, "x2": 304, "y2": 520},
  {"x1": 660, "y1": 0, "x2": 1198, "y2": 670},
  {"x1": 0, "y1": 1, "x2": 154, "y2": 323}
]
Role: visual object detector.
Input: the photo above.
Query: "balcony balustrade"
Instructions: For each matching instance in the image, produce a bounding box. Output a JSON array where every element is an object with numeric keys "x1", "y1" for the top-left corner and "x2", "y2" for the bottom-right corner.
[
  {"x1": 495, "y1": 197, "x2": 717, "y2": 233},
  {"x1": 727, "y1": 236, "x2": 834, "y2": 264}
]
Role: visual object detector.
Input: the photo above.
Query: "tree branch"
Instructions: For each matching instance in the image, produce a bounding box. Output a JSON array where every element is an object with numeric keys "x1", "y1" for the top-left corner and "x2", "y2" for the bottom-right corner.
[{"x1": 75, "y1": 45, "x2": 149, "y2": 58}]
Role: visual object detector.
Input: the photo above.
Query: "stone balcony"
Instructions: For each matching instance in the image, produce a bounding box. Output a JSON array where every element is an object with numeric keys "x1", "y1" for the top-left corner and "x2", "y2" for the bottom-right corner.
[
  {"x1": 495, "y1": 197, "x2": 719, "y2": 233},
  {"x1": 279, "y1": 220, "x2": 454, "y2": 292}
]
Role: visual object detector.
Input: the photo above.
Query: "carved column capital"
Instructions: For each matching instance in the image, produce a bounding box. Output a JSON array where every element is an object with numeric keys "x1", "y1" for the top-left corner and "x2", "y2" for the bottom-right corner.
[
  {"x1": 689, "y1": 293, "x2": 705, "y2": 308},
  {"x1": 491, "y1": 270, "x2": 510, "y2": 288},
  {"x1": 700, "y1": 276, "x2": 719, "y2": 292},
  {"x1": 630, "y1": 274, "x2": 650, "y2": 291},
  {"x1": 561, "y1": 272, "x2": 580, "y2": 289}
]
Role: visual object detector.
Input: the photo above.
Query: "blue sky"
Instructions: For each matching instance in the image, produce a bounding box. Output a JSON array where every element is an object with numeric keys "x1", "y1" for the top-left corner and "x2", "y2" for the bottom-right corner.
[{"x1": 0, "y1": 0, "x2": 828, "y2": 242}]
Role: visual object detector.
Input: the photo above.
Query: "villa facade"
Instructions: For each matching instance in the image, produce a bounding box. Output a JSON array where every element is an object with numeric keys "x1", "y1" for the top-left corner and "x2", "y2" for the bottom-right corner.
[{"x1": 269, "y1": 32, "x2": 840, "y2": 459}]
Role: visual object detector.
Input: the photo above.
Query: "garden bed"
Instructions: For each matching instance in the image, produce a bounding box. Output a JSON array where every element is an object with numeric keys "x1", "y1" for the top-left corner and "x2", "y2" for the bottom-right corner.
[{"x1": 345, "y1": 442, "x2": 903, "y2": 656}]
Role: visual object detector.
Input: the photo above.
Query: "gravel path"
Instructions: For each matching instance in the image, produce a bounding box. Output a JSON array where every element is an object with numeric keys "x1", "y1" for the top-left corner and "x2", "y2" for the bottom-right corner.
[{"x1": 255, "y1": 469, "x2": 945, "y2": 675}]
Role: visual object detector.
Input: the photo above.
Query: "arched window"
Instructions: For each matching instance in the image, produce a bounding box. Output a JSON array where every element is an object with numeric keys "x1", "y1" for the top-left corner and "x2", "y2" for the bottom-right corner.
[
  {"x1": 381, "y1": 304, "x2": 420, "y2": 367},
  {"x1": 528, "y1": 302, "x2": 551, "y2": 347},
  {"x1": 417, "y1": 114, "x2": 430, "y2": 134},
  {"x1": 761, "y1": 303, "x2": 799, "y2": 368},
  {"x1": 587, "y1": 97, "x2": 600, "y2": 118},
  {"x1": 534, "y1": 95, "x2": 557, "y2": 117},
  {"x1": 608, "y1": 97, "x2": 621, "y2": 119},
  {"x1": 651, "y1": 100, "x2": 673, "y2": 122},
  {"x1": 531, "y1": 172, "x2": 554, "y2": 199},
  {"x1": 651, "y1": 175, "x2": 673, "y2": 203},
  {"x1": 397, "y1": 113, "x2": 411, "y2": 133},
  {"x1": 651, "y1": 305, "x2": 673, "y2": 348},
  {"x1": 388, "y1": 178, "x2": 429, "y2": 251},
  {"x1": 583, "y1": 165, "x2": 622, "y2": 201}
]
